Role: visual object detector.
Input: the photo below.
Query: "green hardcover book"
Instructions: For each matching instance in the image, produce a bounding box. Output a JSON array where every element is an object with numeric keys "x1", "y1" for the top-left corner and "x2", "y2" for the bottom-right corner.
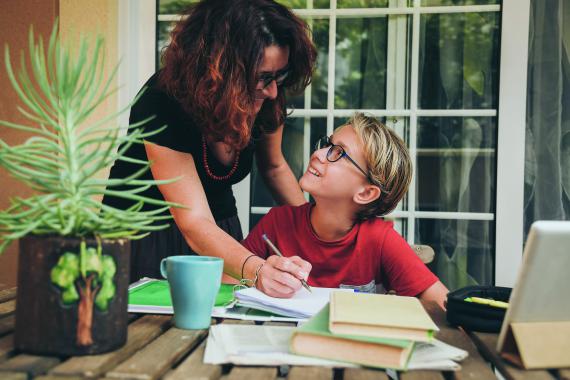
[{"x1": 290, "y1": 304, "x2": 415, "y2": 370}]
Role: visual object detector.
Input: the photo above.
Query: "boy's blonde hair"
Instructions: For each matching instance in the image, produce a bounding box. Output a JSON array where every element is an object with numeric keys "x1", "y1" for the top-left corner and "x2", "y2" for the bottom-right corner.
[{"x1": 345, "y1": 113, "x2": 413, "y2": 220}]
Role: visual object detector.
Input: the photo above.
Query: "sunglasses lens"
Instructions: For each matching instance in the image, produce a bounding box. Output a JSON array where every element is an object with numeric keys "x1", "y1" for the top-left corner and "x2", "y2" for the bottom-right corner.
[{"x1": 275, "y1": 70, "x2": 289, "y2": 85}]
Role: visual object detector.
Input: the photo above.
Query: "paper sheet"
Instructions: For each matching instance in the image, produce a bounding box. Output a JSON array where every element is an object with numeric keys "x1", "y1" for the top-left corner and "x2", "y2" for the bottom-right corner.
[
  {"x1": 235, "y1": 287, "x2": 351, "y2": 318},
  {"x1": 203, "y1": 324, "x2": 467, "y2": 371}
]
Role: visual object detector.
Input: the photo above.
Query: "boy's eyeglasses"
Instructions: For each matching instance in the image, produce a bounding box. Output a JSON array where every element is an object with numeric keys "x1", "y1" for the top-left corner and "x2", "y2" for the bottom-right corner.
[
  {"x1": 256, "y1": 67, "x2": 289, "y2": 89},
  {"x1": 314, "y1": 135, "x2": 371, "y2": 182}
]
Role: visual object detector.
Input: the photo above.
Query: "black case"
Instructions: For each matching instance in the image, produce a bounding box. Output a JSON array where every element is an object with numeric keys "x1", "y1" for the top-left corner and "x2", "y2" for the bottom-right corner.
[{"x1": 446, "y1": 285, "x2": 512, "y2": 333}]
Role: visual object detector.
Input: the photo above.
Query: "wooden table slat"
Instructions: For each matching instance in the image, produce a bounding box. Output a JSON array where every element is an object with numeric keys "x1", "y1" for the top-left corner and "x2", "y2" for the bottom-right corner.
[
  {"x1": 0, "y1": 354, "x2": 61, "y2": 377},
  {"x1": 222, "y1": 367, "x2": 277, "y2": 380},
  {"x1": 218, "y1": 319, "x2": 255, "y2": 325},
  {"x1": 34, "y1": 376, "x2": 84, "y2": 380},
  {"x1": 469, "y1": 332, "x2": 556, "y2": 380},
  {"x1": 163, "y1": 340, "x2": 222, "y2": 380},
  {"x1": 0, "y1": 371, "x2": 27, "y2": 380},
  {"x1": 400, "y1": 371, "x2": 445, "y2": 380},
  {"x1": 106, "y1": 327, "x2": 206, "y2": 380},
  {"x1": 0, "y1": 288, "x2": 17, "y2": 304},
  {"x1": 287, "y1": 366, "x2": 333, "y2": 380},
  {"x1": 0, "y1": 300, "x2": 16, "y2": 319},
  {"x1": 0, "y1": 334, "x2": 15, "y2": 362},
  {"x1": 0, "y1": 315, "x2": 15, "y2": 337},
  {"x1": 422, "y1": 303, "x2": 497, "y2": 380},
  {"x1": 49, "y1": 314, "x2": 171, "y2": 378},
  {"x1": 343, "y1": 368, "x2": 389, "y2": 380}
]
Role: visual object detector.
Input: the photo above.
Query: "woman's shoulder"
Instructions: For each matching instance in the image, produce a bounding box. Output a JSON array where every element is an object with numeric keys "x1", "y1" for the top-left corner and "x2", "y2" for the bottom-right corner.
[
  {"x1": 129, "y1": 72, "x2": 202, "y2": 153},
  {"x1": 132, "y1": 72, "x2": 181, "y2": 112}
]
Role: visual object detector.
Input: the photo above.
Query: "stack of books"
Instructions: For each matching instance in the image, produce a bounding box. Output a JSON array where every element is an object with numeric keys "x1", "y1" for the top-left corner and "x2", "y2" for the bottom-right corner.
[{"x1": 290, "y1": 292, "x2": 465, "y2": 370}]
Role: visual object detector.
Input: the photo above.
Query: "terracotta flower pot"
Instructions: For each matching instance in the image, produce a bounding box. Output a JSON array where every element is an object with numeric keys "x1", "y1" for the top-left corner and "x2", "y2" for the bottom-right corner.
[{"x1": 14, "y1": 235, "x2": 130, "y2": 355}]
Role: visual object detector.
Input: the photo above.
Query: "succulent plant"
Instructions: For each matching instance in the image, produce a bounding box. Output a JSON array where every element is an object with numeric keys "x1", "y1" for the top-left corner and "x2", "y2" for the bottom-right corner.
[{"x1": 0, "y1": 24, "x2": 179, "y2": 253}]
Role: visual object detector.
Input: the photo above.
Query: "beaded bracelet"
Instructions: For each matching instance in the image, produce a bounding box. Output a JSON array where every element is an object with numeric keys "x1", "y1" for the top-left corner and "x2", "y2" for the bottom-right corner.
[{"x1": 240, "y1": 254, "x2": 257, "y2": 280}]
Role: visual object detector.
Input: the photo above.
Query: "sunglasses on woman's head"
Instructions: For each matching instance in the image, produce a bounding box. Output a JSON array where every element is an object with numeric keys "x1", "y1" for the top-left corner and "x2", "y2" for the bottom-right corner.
[{"x1": 256, "y1": 67, "x2": 290, "y2": 89}]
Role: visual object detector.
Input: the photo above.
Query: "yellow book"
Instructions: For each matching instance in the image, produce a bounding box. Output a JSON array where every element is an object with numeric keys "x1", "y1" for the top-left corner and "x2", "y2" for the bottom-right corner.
[
  {"x1": 290, "y1": 304, "x2": 415, "y2": 369},
  {"x1": 329, "y1": 292, "x2": 439, "y2": 342}
]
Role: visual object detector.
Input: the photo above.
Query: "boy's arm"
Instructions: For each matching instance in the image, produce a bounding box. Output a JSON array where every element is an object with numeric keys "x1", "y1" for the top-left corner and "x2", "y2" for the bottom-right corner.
[
  {"x1": 418, "y1": 280, "x2": 449, "y2": 310},
  {"x1": 379, "y1": 227, "x2": 442, "y2": 300}
]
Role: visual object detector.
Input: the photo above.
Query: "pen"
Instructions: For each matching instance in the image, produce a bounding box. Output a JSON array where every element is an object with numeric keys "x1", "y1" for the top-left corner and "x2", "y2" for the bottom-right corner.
[{"x1": 262, "y1": 234, "x2": 312, "y2": 293}]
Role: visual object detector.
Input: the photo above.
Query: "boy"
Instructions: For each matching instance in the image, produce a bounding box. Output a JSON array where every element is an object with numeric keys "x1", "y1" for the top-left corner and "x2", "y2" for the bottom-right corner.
[{"x1": 243, "y1": 113, "x2": 448, "y2": 309}]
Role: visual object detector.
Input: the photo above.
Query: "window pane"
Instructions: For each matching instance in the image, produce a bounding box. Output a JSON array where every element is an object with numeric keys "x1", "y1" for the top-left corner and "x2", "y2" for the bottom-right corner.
[
  {"x1": 416, "y1": 117, "x2": 496, "y2": 213},
  {"x1": 250, "y1": 118, "x2": 326, "y2": 208},
  {"x1": 249, "y1": 212, "x2": 266, "y2": 231},
  {"x1": 338, "y1": 0, "x2": 389, "y2": 7},
  {"x1": 418, "y1": 12, "x2": 500, "y2": 109},
  {"x1": 416, "y1": 219, "x2": 494, "y2": 290},
  {"x1": 158, "y1": 0, "x2": 197, "y2": 15},
  {"x1": 421, "y1": 0, "x2": 499, "y2": 5},
  {"x1": 276, "y1": 0, "x2": 330, "y2": 8},
  {"x1": 335, "y1": 17, "x2": 388, "y2": 109},
  {"x1": 157, "y1": 21, "x2": 176, "y2": 68},
  {"x1": 287, "y1": 18, "x2": 329, "y2": 110}
]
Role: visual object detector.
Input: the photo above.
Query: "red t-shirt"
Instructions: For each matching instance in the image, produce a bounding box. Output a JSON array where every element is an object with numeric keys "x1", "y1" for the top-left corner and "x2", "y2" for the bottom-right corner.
[{"x1": 242, "y1": 203, "x2": 438, "y2": 296}]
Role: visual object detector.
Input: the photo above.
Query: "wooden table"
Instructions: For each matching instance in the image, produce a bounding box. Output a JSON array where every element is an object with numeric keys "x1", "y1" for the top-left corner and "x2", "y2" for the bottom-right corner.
[{"x1": 0, "y1": 285, "x2": 563, "y2": 380}]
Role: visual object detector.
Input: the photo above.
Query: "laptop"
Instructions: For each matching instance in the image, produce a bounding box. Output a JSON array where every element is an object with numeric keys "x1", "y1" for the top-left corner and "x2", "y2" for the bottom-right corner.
[{"x1": 496, "y1": 221, "x2": 570, "y2": 368}]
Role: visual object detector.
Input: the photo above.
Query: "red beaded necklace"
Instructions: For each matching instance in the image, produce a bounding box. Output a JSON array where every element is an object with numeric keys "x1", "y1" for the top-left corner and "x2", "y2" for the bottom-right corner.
[{"x1": 202, "y1": 135, "x2": 240, "y2": 181}]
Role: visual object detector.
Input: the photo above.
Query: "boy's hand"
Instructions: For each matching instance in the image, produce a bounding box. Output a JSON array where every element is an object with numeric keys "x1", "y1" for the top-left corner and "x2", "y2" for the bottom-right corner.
[{"x1": 256, "y1": 255, "x2": 312, "y2": 298}]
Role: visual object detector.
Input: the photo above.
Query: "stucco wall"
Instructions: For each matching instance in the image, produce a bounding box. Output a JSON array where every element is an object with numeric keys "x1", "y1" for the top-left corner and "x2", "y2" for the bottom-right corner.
[{"x1": 0, "y1": 0, "x2": 119, "y2": 286}]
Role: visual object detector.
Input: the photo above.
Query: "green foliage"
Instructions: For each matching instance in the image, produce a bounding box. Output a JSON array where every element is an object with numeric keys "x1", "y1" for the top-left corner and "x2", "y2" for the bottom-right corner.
[
  {"x1": 50, "y1": 241, "x2": 117, "y2": 311},
  {"x1": 0, "y1": 23, "x2": 182, "y2": 254},
  {"x1": 51, "y1": 252, "x2": 80, "y2": 304}
]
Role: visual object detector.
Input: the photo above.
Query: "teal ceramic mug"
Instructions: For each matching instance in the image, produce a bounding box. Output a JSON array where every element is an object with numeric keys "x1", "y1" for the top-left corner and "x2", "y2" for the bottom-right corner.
[{"x1": 160, "y1": 255, "x2": 223, "y2": 329}]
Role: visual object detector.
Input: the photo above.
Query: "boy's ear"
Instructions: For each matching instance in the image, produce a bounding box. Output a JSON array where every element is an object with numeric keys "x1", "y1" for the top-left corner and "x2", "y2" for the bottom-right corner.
[{"x1": 353, "y1": 184, "x2": 382, "y2": 205}]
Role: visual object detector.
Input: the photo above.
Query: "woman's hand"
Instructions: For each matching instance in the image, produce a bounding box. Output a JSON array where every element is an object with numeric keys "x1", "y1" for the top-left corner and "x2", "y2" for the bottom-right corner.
[{"x1": 255, "y1": 255, "x2": 312, "y2": 298}]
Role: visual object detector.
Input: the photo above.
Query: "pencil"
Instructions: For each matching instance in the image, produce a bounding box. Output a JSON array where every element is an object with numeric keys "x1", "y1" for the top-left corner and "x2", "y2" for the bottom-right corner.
[{"x1": 262, "y1": 234, "x2": 312, "y2": 293}]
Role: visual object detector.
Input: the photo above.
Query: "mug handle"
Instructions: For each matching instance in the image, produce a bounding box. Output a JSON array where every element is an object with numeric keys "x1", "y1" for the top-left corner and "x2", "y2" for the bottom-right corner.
[{"x1": 160, "y1": 258, "x2": 168, "y2": 279}]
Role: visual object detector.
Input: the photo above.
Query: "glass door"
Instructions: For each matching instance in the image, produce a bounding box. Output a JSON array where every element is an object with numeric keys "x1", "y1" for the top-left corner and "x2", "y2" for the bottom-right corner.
[
  {"x1": 246, "y1": 0, "x2": 501, "y2": 290},
  {"x1": 132, "y1": 0, "x2": 527, "y2": 290}
]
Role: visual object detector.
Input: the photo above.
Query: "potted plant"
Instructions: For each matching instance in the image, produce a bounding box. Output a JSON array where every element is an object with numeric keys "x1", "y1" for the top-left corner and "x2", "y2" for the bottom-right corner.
[{"x1": 0, "y1": 24, "x2": 178, "y2": 355}]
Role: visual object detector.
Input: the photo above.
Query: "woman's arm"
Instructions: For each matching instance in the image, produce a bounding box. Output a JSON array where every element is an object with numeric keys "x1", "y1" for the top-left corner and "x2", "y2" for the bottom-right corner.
[
  {"x1": 144, "y1": 141, "x2": 310, "y2": 297},
  {"x1": 256, "y1": 124, "x2": 306, "y2": 206}
]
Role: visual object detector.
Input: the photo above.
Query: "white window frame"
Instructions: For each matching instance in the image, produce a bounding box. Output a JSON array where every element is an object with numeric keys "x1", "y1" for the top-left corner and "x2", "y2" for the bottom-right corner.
[
  {"x1": 494, "y1": 0, "x2": 530, "y2": 286},
  {"x1": 118, "y1": 0, "x2": 531, "y2": 287}
]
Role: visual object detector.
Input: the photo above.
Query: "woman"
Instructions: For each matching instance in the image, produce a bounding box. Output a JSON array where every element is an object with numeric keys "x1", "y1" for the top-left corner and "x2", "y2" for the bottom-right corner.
[{"x1": 104, "y1": 0, "x2": 316, "y2": 297}]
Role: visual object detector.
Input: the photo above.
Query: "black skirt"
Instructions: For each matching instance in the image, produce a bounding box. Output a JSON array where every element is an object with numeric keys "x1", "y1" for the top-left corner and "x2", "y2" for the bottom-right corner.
[{"x1": 129, "y1": 215, "x2": 243, "y2": 283}]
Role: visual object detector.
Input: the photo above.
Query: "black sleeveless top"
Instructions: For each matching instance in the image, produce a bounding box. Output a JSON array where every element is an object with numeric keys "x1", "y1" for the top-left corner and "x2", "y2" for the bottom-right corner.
[{"x1": 103, "y1": 72, "x2": 256, "y2": 221}]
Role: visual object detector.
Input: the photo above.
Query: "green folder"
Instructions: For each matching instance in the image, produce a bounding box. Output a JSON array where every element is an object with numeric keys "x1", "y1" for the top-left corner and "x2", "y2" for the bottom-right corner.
[{"x1": 128, "y1": 279, "x2": 235, "y2": 309}]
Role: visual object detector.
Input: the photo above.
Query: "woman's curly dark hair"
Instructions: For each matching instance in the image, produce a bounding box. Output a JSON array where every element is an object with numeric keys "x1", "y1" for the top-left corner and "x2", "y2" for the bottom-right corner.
[{"x1": 159, "y1": 0, "x2": 317, "y2": 150}]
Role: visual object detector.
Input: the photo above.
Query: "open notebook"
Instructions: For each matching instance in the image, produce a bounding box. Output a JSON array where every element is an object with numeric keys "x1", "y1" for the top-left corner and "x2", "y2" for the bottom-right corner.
[
  {"x1": 128, "y1": 278, "x2": 332, "y2": 322},
  {"x1": 234, "y1": 287, "x2": 353, "y2": 319}
]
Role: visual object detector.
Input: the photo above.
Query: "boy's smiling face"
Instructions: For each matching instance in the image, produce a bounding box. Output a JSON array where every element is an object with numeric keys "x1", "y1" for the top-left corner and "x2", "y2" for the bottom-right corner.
[{"x1": 300, "y1": 124, "x2": 370, "y2": 200}]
